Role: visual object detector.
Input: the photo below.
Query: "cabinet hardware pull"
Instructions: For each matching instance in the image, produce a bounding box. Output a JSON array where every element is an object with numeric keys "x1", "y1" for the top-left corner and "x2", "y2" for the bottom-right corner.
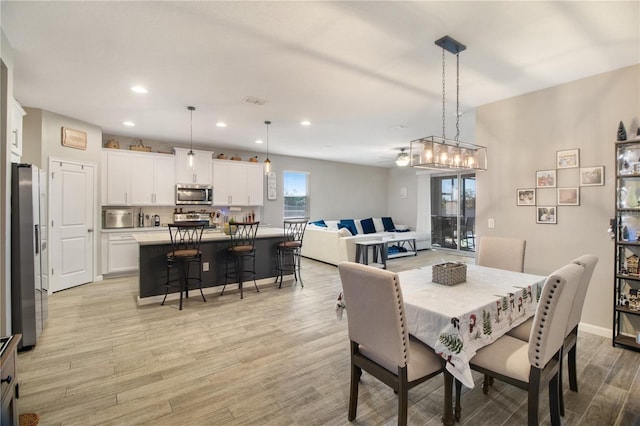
[{"x1": 1, "y1": 375, "x2": 12, "y2": 384}]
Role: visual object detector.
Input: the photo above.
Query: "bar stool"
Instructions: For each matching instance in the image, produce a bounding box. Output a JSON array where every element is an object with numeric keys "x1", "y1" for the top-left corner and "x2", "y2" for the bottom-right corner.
[
  {"x1": 162, "y1": 223, "x2": 206, "y2": 310},
  {"x1": 275, "y1": 218, "x2": 308, "y2": 288},
  {"x1": 221, "y1": 221, "x2": 260, "y2": 299}
]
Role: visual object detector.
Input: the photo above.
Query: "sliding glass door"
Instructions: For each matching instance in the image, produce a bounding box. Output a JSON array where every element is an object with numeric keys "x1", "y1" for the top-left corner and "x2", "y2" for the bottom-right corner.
[{"x1": 430, "y1": 173, "x2": 476, "y2": 252}]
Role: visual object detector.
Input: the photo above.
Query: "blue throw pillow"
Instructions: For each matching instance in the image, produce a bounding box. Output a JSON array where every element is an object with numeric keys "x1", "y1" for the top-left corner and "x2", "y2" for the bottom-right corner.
[
  {"x1": 339, "y1": 219, "x2": 358, "y2": 235},
  {"x1": 382, "y1": 217, "x2": 395, "y2": 232},
  {"x1": 361, "y1": 217, "x2": 376, "y2": 234},
  {"x1": 309, "y1": 219, "x2": 327, "y2": 227}
]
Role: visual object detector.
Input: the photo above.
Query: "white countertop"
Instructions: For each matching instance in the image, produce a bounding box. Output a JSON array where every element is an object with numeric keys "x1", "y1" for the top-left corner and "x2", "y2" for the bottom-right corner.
[
  {"x1": 101, "y1": 227, "x2": 169, "y2": 234},
  {"x1": 133, "y1": 227, "x2": 285, "y2": 245}
]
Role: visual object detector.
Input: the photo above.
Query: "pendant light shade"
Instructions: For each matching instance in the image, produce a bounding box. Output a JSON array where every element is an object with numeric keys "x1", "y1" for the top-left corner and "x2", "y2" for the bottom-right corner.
[
  {"x1": 187, "y1": 106, "x2": 195, "y2": 168},
  {"x1": 264, "y1": 120, "x2": 272, "y2": 174},
  {"x1": 410, "y1": 36, "x2": 486, "y2": 171}
]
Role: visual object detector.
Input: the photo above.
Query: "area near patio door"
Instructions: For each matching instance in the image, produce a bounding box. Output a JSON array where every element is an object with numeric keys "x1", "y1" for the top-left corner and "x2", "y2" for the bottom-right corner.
[{"x1": 431, "y1": 173, "x2": 476, "y2": 252}]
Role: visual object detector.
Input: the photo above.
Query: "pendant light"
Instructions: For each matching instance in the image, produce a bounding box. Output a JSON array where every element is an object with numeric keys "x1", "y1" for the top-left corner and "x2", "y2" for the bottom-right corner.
[
  {"x1": 187, "y1": 106, "x2": 195, "y2": 167},
  {"x1": 409, "y1": 36, "x2": 487, "y2": 171},
  {"x1": 264, "y1": 120, "x2": 272, "y2": 174}
]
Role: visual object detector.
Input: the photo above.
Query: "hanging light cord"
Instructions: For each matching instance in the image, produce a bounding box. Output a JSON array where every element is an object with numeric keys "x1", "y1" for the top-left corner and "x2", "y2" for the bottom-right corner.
[
  {"x1": 265, "y1": 120, "x2": 270, "y2": 158},
  {"x1": 441, "y1": 46, "x2": 446, "y2": 140},
  {"x1": 455, "y1": 52, "x2": 460, "y2": 143}
]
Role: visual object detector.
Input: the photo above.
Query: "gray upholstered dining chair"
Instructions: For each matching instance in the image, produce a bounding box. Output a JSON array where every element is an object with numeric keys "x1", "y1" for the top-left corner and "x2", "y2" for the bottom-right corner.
[
  {"x1": 506, "y1": 254, "x2": 598, "y2": 415},
  {"x1": 476, "y1": 236, "x2": 526, "y2": 272},
  {"x1": 338, "y1": 262, "x2": 446, "y2": 426},
  {"x1": 460, "y1": 262, "x2": 584, "y2": 426}
]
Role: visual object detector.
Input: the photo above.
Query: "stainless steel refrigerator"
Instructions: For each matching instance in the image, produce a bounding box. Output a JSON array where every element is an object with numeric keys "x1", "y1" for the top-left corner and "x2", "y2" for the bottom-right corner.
[{"x1": 11, "y1": 163, "x2": 48, "y2": 349}]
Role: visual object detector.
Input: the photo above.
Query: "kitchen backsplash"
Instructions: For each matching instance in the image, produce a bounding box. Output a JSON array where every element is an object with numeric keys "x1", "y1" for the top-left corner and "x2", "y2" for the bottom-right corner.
[{"x1": 110, "y1": 205, "x2": 262, "y2": 228}]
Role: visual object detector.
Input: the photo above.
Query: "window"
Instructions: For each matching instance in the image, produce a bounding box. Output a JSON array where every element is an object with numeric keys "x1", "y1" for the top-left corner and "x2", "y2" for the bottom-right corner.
[
  {"x1": 430, "y1": 173, "x2": 476, "y2": 252},
  {"x1": 283, "y1": 171, "x2": 309, "y2": 218}
]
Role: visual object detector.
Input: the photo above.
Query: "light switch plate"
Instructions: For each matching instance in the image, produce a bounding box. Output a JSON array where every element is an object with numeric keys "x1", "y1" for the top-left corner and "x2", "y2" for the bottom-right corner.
[{"x1": 488, "y1": 218, "x2": 495, "y2": 229}]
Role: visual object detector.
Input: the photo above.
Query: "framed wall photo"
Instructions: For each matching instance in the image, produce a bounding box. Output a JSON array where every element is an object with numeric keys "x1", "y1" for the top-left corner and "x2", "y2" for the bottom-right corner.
[
  {"x1": 536, "y1": 169, "x2": 556, "y2": 188},
  {"x1": 580, "y1": 166, "x2": 604, "y2": 186},
  {"x1": 557, "y1": 149, "x2": 579, "y2": 169},
  {"x1": 516, "y1": 188, "x2": 536, "y2": 206},
  {"x1": 557, "y1": 187, "x2": 579, "y2": 206},
  {"x1": 537, "y1": 206, "x2": 557, "y2": 224}
]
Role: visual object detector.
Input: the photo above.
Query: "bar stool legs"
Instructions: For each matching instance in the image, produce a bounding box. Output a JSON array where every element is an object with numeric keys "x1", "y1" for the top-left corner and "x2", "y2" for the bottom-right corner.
[{"x1": 276, "y1": 247, "x2": 303, "y2": 288}]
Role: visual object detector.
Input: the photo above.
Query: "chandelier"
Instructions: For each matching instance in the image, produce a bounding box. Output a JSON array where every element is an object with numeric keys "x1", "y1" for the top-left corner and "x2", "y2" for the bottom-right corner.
[{"x1": 410, "y1": 36, "x2": 487, "y2": 171}]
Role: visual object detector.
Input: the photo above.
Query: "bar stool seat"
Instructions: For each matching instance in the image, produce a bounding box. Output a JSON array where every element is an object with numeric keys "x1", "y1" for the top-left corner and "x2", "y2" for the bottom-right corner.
[
  {"x1": 275, "y1": 218, "x2": 307, "y2": 288},
  {"x1": 162, "y1": 223, "x2": 206, "y2": 310}
]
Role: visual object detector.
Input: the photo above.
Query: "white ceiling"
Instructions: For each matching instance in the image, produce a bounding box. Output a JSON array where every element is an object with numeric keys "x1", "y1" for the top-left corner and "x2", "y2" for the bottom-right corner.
[{"x1": 2, "y1": 1, "x2": 639, "y2": 167}]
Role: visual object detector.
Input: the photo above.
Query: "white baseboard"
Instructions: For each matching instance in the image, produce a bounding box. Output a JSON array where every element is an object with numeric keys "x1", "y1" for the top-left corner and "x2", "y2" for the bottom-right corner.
[{"x1": 579, "y1": 322, "x2": 611, "y2": 338}]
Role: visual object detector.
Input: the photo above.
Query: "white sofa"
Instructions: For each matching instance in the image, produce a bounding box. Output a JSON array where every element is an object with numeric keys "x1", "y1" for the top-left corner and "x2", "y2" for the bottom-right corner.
[{"x1": 301, "y1": 218, "x2": 430, "y2": 266}]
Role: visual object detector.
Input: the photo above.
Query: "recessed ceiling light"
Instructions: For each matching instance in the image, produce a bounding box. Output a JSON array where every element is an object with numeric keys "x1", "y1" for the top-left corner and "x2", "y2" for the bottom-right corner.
[
  {"x1": 255, "y1": 139, "x2": 264, "y2": 144},
  {"x1": 131, "y1": 85, "x2": 147, "y2": 94},
  {"x1": 123, "y1": 121, "x2": 135, "y2": 127},
  {"x1": 216, "y1": 122, "x2": 227, "y2": 128},
  {"x1": 301, "y1": 120, "x2": 311, "y2": 126}
]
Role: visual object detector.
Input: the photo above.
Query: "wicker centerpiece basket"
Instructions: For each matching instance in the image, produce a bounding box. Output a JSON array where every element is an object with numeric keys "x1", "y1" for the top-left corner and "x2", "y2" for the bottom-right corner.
[{"x1": 432, "y1": 262, "x2": 467, "y2": 285}]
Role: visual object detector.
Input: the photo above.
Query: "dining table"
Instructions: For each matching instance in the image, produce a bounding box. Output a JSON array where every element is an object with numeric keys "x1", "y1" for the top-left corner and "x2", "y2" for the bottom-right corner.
[{"x1": 398, "y1": 264, "x2": 546, "y2": 424}]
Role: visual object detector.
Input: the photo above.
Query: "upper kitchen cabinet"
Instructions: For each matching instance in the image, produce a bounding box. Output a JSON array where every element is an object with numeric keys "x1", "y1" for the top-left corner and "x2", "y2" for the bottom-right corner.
[
  {"x1": 102, "y1": 149, "x2": 175, "y2": 206},
  {"x1": 212, "y1": 160, "x2": 264, "y2": 206},
  {"x1": 175, "y1": 147, "x2": 213, "y2": 185},
  {"x1": 10, "y1": 97, "x2": 26, "y2": 161}
]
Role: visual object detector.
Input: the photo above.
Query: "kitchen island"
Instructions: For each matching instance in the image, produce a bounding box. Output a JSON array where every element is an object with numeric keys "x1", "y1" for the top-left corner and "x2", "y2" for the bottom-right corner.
[{"x1": 134, "y1": 227, "x2": 285, "y2": 302}]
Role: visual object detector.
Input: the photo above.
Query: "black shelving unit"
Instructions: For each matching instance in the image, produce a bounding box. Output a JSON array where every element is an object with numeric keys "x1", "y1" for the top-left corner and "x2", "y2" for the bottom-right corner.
[{"x1": 613, "y1": 140, "x2": 640, "y2": 351}]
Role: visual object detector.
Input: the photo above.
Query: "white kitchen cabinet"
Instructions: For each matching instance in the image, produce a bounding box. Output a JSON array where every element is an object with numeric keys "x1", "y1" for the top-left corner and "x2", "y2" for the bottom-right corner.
[
  {"x1": 103, "y1": 150, "x2": 131, "y2": 205},
  {"x1": 10, "y1": 98, "x2": 26, "y2": 160},
  {"x1": 175, "y1": 147, "x2": 212, "y2": 185},
  {"x1": 129, "y1": 152, "x2": 175, "y2": 205},
  {"x1": 102, "y1": 149, "x2": 175, "y2": 206},
  {"x1": 102, "y1": 232, "x2": 139, "y2": 274},
  {"x1": 212, "y1": 160, "x2": 264, "y2": 206},
  {"x1": 246, "y1": 163, "x2": 264, "y2": 206}
]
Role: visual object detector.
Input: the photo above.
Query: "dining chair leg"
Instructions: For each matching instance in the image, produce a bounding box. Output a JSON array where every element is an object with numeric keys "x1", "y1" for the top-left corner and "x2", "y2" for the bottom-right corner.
[
  {"x1": 549, "y1": 371, "x2": 562, "y2": 426},
  {"x1": 398, "y1": 368, "x2": 409, "y2": 426},
  {"x1": 527, "y1": 369, "x2": 541, "y2": 426},
  {"x1": 348, "y1": 343, "x2": 360, "y2": 421},
  {"x1": 568, "y1": 343, "x2": 578, "y2": 392},
  {"x1": 559, "y1": 347, "x2": 565, "y2": 417},
  {"x1": 454, "y1": 378, "x2": 462, "y2": 421}
]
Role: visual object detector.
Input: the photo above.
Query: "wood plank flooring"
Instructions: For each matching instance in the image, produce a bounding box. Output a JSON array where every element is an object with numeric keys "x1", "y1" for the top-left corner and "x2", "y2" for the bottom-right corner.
[{"x1": 16, "y1": 250, "x2": 640, "y2": 425}]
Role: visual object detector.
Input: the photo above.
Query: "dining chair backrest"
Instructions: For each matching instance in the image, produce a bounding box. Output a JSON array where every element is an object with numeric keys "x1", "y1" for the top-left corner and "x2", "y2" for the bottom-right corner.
[
  {"x1": 283, "y1": 218, "x2": 308, "y2": 246},
  {"x1": 338, "y1": 262, "x2": 408, "y2": 369},
  {"x1": 477, "y1": 236, "x2": 526, "y2": 272},
  {"x1": 229, "y1": 221, "x2": 260, "y2": 248},
  {"x1": 528, "y1": 262, "x2": 584, "y2": 368},
  {"x1": 168, "y1": 223, "x2": 205, "y2": 257},
  {"x1": 566, "y1": 254, "x2": 598, "y2": 335}
]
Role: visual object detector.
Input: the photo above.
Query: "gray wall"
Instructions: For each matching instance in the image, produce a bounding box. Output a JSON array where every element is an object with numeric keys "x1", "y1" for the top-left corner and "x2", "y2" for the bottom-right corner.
[
  {"x1": 262, "y1": 155, "x2": 389, "y2": 227},
  {"x1": 476, "y1": 64, "x2": 640, "y2": 333}
]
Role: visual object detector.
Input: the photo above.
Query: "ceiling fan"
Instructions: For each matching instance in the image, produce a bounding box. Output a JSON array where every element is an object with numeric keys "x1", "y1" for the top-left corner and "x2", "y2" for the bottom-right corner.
[{"x1": 375, "y1": 147, "x2": 411, "y2": 167}]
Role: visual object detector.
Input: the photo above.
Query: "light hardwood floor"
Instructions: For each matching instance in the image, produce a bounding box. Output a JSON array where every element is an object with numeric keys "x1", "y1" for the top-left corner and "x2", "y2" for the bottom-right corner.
[{"x1": 17, "y1": 250, "x2": 640, "y2": 425}]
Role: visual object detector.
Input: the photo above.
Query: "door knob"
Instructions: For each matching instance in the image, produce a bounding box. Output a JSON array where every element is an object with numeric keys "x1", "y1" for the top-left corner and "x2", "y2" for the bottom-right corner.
[{"x1": 87, "y1": 228, "x2": 94, "y2": 233}]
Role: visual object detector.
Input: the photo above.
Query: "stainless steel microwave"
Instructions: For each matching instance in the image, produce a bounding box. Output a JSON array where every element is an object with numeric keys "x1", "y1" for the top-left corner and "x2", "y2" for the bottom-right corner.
[{"x1": 175, "y1": 184, "x2": 213, "y2": 205}]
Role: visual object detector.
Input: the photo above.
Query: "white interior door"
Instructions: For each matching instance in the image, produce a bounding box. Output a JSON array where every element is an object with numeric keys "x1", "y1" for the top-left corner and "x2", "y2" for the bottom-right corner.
[{"x1": 50, "y1": 160, "x2": 95, "y2": 292}]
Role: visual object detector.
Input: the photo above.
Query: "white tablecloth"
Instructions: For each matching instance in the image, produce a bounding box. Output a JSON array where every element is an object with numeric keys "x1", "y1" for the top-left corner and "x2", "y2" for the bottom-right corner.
[{"x1": 399, "y1": 264, "x2": 546, "y2": 388}]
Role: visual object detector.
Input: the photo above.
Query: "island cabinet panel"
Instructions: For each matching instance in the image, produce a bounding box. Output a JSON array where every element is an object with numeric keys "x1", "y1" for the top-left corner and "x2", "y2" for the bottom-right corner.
[{"x1": 138, "y1": 236, "x2": 280, "y2": 298}]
